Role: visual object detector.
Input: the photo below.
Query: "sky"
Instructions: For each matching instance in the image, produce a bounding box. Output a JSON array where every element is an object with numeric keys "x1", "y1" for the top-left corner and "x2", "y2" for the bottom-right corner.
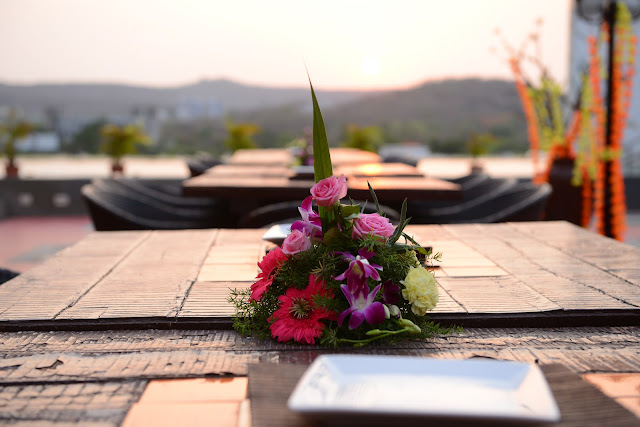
[{"x1": 0, "y1": 0, "x2": 573, "y2": 90}]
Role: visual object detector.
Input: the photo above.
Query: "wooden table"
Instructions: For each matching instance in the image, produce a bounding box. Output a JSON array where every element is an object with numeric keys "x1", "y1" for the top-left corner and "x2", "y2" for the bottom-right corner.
[
  {"x1": 186, "y1": 148, "x2": 461, "y2": 220},
  {"x1": 1, "y1": 222, "x2": 640, "y2": 425},
  {"x1": 183, "y1": 151, "x2": 462, "y2": 219},
  {"x1": 203, "y1": 162, "x2": 423, "y2": 179},
  {"x1": 228, "y1": 148, "x2": 382, "y2": 166}
]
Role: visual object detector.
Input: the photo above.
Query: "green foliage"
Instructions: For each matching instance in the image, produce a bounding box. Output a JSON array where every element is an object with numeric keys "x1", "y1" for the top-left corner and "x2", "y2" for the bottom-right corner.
[
  {"x1": 0, "y1": 110, "x2": 34, "y2": 159},
  {"x1": 341, "y1": 124, "x2": 383, "y2": 153},
  {"x1": 224, "y1": 120, "x2": 260, "y2": 152},
  {"x1": 100, "y1": 124, "x2": 150, "y2": 160},
  {"x1": 466, "y1": 132, "x2": 498, "y2": 158},
  {"x1": 65, "y1": 119, "x2": 107, "y2": 153},
  {"x1": 309, "y1": 77, "x2": 334, "y2": 232},
  {"x1": 309, "y1": 79, "x2": 333, "y2": 182}
]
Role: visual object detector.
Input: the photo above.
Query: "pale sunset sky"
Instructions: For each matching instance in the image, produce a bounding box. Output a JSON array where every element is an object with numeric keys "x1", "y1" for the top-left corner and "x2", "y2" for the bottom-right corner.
[{"x1": 0, "y1": 0, "x2": 573, "y2": 90}]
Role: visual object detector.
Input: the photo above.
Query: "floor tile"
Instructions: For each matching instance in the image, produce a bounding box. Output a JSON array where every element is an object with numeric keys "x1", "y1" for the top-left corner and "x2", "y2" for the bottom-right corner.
[
  {"x1": 122, "y1": 401, "x2": 240, "y2": 427},
  {"x1": 139, "y1": 377, "x2": 248, "y2": 403}
]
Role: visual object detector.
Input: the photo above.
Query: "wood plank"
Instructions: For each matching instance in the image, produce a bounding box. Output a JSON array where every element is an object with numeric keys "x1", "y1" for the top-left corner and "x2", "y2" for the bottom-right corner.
[
  {"x1": 180, "y1": 282, "x2": 251, "y2": 317},
  {"x1": 57, "y1": 230, "x2": 216, "y2": 320},
  {"x1": 510, "y1": 221, "x2": 640, "y2": 273},
  {"x1": 0, "y1": 380, "x2": 146, "y2": 425},
  {"x1": 436, "y1": 276, "x2": 560, "y2": 313},
  {"x1": 0, "y1": 232, "x2": 149, "y2": 321},
  {"x1": 4, "y1": 327, "x2": 639, "y2": 361},
  {"x1": 429, "y1": 283, "x2": 466, "y2": 313},
  {"x1": 442, "y1": 224, "x2": 635, "y2": 310}
]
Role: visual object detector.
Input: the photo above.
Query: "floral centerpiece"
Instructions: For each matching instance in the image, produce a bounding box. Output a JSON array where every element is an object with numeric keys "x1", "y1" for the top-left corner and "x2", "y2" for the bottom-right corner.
[{"x1": 230, "y1": 80, "x2": 458, "y2": 347}]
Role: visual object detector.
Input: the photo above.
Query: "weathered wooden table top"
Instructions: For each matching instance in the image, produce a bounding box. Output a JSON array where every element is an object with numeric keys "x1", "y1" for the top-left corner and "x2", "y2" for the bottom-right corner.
[
  {"x1": 1, "y1": 221, "x2": 638, "y2": 330},
  {"x1": 2, "y1": 221, "x2": 640, "y2": 425}
]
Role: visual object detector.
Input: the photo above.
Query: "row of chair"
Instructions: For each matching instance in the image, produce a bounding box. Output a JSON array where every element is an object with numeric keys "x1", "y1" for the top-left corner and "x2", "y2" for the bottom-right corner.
[
  {"x1": 408, "y1": 173, "x2": 552, "y2": 224},
  {"x1": 186, "y1": 154, "x2": 221, "y2": 177},
  {"x1": 81, "y1": 179, "x2": 233, "y2": 231},
  {"x1": 81, "y1": 173, "x2": 551, "y2": 231}
]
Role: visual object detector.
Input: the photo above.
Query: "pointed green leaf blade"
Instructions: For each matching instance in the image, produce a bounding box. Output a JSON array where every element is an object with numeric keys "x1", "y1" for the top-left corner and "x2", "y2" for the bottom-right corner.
[
  {"x1": 308, "y1": 75, "x2": 335, "y2": 232},
  {"x1": 308, "y1": 77, "x2": 333, "y2": 182}
]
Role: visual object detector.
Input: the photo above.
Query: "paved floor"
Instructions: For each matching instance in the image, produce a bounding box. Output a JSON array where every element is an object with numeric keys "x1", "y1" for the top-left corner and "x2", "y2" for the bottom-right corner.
[{"x1": 0, "y1": 216, "x2": 94, "y2": 273}]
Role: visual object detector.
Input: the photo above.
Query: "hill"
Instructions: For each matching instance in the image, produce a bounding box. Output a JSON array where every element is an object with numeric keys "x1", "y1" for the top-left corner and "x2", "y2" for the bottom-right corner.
[
  {"x1": 0, "y1": 79, "x2": 370, "y2": 117},
  {"x1": 228, "y1": 78, "x2": 527, "y2": 153},
  {"x1": 0, "y1": 78, "x2": 527, "y2": 154}
]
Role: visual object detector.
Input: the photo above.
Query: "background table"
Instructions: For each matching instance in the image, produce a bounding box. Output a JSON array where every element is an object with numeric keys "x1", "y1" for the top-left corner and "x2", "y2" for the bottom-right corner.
[
  {"x1": 183, "y1": 151, "x2": 462, "y2": 219},
  {"x1": 228, "y1": 148, "x2": 382, "y2": 166},
  {"x1": 1, "y1": 222, "x2": 639, "y2": 425}
]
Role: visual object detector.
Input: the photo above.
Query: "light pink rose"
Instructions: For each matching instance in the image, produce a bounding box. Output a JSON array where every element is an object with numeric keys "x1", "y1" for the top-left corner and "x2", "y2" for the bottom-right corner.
[
  {"x1": 310, "y1": 174, "x2": 348, "y2": 207},
  {"x1": 282, "y1": 229, "x2": 312, "y2": 255},
  {"x1": 352, "y1": 213, "x2": 395, "y2": 241}
]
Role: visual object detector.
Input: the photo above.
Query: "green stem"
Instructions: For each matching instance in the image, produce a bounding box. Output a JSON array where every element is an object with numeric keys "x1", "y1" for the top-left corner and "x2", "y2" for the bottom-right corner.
[{"x1": 336, "y1": 327, "x2": 415, "y2": 347}]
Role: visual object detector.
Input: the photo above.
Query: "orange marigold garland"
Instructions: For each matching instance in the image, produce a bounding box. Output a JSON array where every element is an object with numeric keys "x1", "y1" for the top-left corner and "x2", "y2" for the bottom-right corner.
[{"x1": 502, "y1": 4, "x2": 635, "y2": 240}]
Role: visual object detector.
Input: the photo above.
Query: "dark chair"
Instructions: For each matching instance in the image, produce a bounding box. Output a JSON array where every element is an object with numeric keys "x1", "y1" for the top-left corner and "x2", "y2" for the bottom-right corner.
[
  {"x1": 0, "y1": 267, "x2": 19, "y2": 285},
  {"x1": 97, "y1": 178, "x2": 220, "y2": 210},
  {"x1": 81, "y1": 184, "x2": 228, "y2": 231},
  {"x1": 409, "y1": 176, "x2": 518, "y2": 222},
  {"x1": 239, "y1": 200, "x2": 402, "y2": 228},
  {"x1": 413, "y1": 182, "x2": 552, "y2": 224},
  {"x1": 447, "y1": 172, "x2": 490, "y2": 186},
  {"x1": 186, "y1": 154, "x2": 221, "y2": 177},
  {"x1": 382, "y1": 154, "x2": 419, "y2": 167},
  {"x1": 407, "y1": 173, "x2": 491, "y2": 211},
  {"x1": 133, "y1": 180, "x2": 185, "y2": 197}
]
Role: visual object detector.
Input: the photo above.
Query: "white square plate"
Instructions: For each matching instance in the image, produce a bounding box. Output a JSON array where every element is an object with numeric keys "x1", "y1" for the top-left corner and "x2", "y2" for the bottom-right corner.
[
  {"x1": 261, "y1": 223, "x2": 291, "y2": 245},
  {"x1": 288, "y1": 355, "x2": 560, "y2": 423}
]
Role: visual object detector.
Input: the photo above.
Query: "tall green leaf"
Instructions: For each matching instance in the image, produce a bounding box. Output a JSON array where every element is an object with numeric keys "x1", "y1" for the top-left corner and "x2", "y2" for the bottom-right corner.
[
  {"x1": 308, "y1": 77, "x2": 333, "y2": 182},
  {"x1": 308, "y1": 75, "x2": 334, "y2": 232}
]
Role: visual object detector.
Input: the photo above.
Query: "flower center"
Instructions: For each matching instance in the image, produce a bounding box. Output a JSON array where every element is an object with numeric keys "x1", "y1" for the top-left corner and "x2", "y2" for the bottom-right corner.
[{"x1": 289, "y1": 297, "x2": 313, "y2": 319}]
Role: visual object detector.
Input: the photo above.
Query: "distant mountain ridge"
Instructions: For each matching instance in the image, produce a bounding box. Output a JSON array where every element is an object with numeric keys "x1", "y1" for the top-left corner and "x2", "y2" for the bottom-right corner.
[
  {"x1": 0, "y1": 77, "x2": 528, "y2": 153},
  {"x1": 0, "y1": 79, "x2": 375, "y2": 117}
]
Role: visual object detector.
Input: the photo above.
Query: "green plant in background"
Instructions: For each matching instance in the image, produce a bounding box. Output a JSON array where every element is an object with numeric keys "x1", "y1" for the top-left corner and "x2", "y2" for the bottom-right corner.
[
  {"x1": 224, "y1": 120, "x2": 260, "y2": 153},
  {"x1": 100, "y1": 123, "x2": 150, "y2": 175},
  {"x1": 341, "y1": 124, "x2": 382, "y2": 153},
  {"x1": 466, "y1": 132, "x2": 498, "y2": 158},
  {"x1": 0, "y1": 110, "x2": 34, "y2": 178}
]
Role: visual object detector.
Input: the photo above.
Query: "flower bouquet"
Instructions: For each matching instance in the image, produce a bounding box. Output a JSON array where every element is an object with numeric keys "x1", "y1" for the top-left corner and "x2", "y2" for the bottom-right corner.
[{"x1": 230, "y1": 80, "x2": 458, "y2": 347}]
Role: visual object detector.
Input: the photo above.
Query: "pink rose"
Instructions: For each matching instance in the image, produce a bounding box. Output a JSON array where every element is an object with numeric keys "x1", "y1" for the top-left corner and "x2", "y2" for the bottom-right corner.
[
  {"x1": 310, "y1": 174, "x2": 348, "y2": 207},
  {"x1": 282, "y1": 229, "x2": 312, "y2": 255},
  {"x1": 352, "y1": 213, "x2": 395, "y2": 241}
]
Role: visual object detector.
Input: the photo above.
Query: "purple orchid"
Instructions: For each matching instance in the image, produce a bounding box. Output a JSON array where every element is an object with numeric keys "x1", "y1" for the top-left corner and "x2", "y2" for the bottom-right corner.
[
  {"x1": 381, "y1": 279, "x2": 401, "y2": 304},
  {"x1": 334, "y1": 249, "x2": 383, "y2": 293},
  {"x1": 291, "y1": 196, "x2": 322, "y2": 239},
  {"x1": 337, "y1": 283, "x2": 386, "y2": 329}
]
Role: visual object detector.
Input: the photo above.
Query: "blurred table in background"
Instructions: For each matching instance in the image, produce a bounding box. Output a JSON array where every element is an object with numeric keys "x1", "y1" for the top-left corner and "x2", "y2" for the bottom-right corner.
[
  {"x1": 228, "y1": 147, "x2": 381, "y2": 166},
  {"x1": 183, "y1": 148, "x2": 461, "y2": 221}
]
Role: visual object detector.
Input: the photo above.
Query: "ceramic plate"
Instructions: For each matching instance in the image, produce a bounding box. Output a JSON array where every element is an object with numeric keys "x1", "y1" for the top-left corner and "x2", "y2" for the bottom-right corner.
[
  {"x1": 288, "y1": 355, "x2": 560, "y2": 423},
  {"x1": 261, "y1": 223, "x2": 291, "y2": 245}
]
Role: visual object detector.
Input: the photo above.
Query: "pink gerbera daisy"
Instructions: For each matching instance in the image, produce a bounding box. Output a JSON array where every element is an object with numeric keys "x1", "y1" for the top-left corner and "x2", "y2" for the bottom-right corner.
[
  {"x1": 269, "y1": 274, "x2": 336, "y2": 344},
  {"x1": 250, "y1": 247, "x2": 289, "y2": 302}
]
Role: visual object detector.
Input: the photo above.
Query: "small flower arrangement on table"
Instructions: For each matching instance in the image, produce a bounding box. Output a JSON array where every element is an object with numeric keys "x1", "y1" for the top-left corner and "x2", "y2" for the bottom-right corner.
[{"x1": 230, "y1": 80, "x2": 458, "y2": 347}]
